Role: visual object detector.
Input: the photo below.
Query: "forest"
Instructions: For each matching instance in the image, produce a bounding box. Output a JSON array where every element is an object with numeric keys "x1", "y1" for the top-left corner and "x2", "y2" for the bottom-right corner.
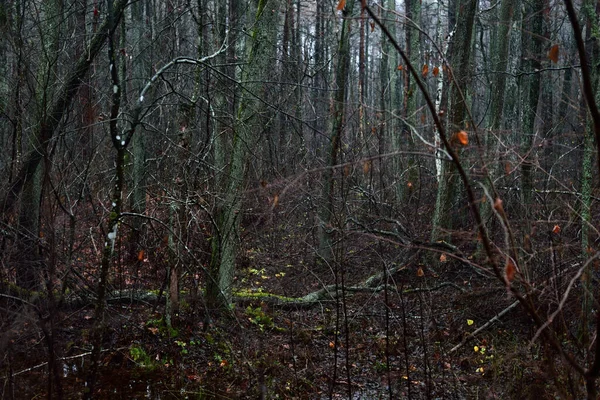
[{"x1": 1, "y1": 0, "x2": 600, "y2": 398}]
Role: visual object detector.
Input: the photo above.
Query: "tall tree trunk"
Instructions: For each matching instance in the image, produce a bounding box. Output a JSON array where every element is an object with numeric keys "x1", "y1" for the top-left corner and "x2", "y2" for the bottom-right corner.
[
  {"x1": 129, "y1": 0, "x2": 151, "y2": 260},
  {"x1": 480, "y1": 0, "x2": 517, "y2": 245},
  {"x1": 520, "y1": 0, "x2": 543, "y2": 276},
  {"x1": 85, "y1": 1, "x2": 128, "y2": 396},
  {"x1": 431, "y1": 0, "x2": 477, "y2": 242},
  {"x1": 318, "y1": 0, "x2": 355, "y2": 262},
  {"x1": 579, "y1": 0, "x2": 600, "y2": 350},
  {"x1": 206, "y1": 0, "x2": 281, "y2": 312}
]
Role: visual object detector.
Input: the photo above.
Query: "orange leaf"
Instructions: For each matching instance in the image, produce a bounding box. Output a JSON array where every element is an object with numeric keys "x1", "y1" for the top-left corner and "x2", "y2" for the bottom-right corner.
[
  {"x1": 505, "y1": 260, "x2": 516, "y2": 282},
  {"x1": 433, "y1": 66, "x2": 440, "y2": 77},
  {"x1": 273, "y1": 194, "x2": 279, "y2": 207},
  {"x1": 422, "y1": 64, "x2": 429, "y2": 77},
  {"x1": 552, "y1": 224, "x2": 561, "y2": 234},
  {"x1": 407, "y1": 181, "x2": 413, "y2": 189},
  {"x1": 343, "y1": 165, "x2": 350, "y2": 177},
  {"x1": 329, "y1": 341, "x2": 335, "y2": 348},
  {"x1": 417, "y1": 267, "x2": 424, "y2": 277},
  {"x1": 493, "y1": 197, "x2": 504, "y2": 213},
  {"x1": 548, "y1": 44, "x2": 559, "y2": 63},
  {"x1": 457, "y1": 130, "x2": 468, "y2": 145},
  {"x1": 397, "y1": 65, "x2": 403, "y2": 71},
  {"x1": 137, "y1": 249, "x2": 145, "y2": 261},
  {"x1": 336, "y1": 0, "x2": 346, "y2": 10},
  {"x1": 363, "y1": 160, "x2": 371, "y2": 174},
  {"x1": 440, "y1": 253, "x2": 448, "y2": 263}
]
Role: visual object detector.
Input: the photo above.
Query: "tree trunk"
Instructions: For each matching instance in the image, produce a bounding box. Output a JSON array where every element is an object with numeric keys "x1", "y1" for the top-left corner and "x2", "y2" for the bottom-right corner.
[
  {"x1": 318, "y1": 0, "x2": 355, "y2": 262},
  {"x1": 206, "y1": 0, "x2": 281, "y2": 312},
  {"x1": 431, "y1": 0, "x2": 477, "y2": 242}
]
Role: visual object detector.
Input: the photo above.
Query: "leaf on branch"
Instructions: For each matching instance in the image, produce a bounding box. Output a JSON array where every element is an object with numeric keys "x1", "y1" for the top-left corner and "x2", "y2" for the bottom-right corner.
[
  {"x1": 493, "y1": 197, "x2": 504, "y2": 214},
  {"x1": 433, "y1": 66, "x2": 440, "y2": 77},
  {"x1": 417, "y1": 267, "x2": 424, "y2": 277},
  {"x1": 439, "y1": 253, "x2": 448, "y2": 263},
  {"x1": 397, "y1": 65, "x2": 403, "y2": 71},
  {"x1": 552, "y1": 224, "x2": 561, "y2": 234},
  {"x1": 137, "y1": 250, "x2": 145, "y2": 261},
  {"x1": 548, "y1": 44, "x2": 559, "y2": 63},
  {"x1": 363, "y1": 160, "x2": 371, "y2": 174},
  {"x1": 457, "y1": 130, "x2": 468, "y2": 145},
  {"x1": 422, "y1": 64, "x2": 429, "y2": 77},
  {"x1": 336, "y1": 0, "x2": 346, "y2": 11},
  {"x1": 344, "y1": 165, "x2": 350, "y2": 177},
  {"x1": 370, "y1": 21, "x2": 375, "y2": 32},
  {"x1": 505, "y1": 260, "x2": 516, "y2": 282},
  {"x1": 451, "y1": 130, "x2": 469, "y2": 146}
]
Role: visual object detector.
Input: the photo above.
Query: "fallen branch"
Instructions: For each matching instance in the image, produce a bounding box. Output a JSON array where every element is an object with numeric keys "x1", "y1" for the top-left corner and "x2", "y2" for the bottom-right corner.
[{"x1": 449, "y1": 300, "x2": 519, "y2": 353}]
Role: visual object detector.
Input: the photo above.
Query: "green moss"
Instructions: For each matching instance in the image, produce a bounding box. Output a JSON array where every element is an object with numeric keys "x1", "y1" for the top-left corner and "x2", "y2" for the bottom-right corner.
[{"x1": 233, "y1": 289, "x2": 295, "y2": 302}]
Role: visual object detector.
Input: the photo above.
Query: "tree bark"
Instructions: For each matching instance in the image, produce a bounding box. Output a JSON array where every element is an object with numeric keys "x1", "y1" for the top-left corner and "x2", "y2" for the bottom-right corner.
[
  {"x1": 431, "y1": 0, "x2": 477, "y2": 242},
  {"x1": 318, "y1": 0, "x2": 355, "y2": 262},
  {"x1": 206, "y1": 0, "x2": 281, "y2": 312}
]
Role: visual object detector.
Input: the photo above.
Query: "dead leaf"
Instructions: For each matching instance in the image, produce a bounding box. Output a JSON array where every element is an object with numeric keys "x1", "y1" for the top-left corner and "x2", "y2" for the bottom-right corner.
[
  {"x1": 336, "y1": 0, "x2": 346, "y2": 11},
  {"x1": 363, "y1": 160, "x2": 371, "y2": 174},
  {"x1": 422, "y1": 64, "x2": 429, "y2": 77},
  {"x1": 457, "y1": 130, "x2": 468, "y2": 145},
  {"x1": 493, "y1": 197, "x2": 504, "y2": 213},
  {"x1": 417, "y1": 267, "x2": 424, "y2": 277},
  {"x1": 548, "y1": 44, "x2": 559, "y2": 63},
  {"x1": 552, "y1": 224, "x2": 561, "y2": 234},
  {"x1": 505, "y1": 260, "x2": 516, "y2": 282},
  {"x1": 440, "y1": 253, "x2": 448, "y2": 263},
  {"x1": 433, "y1": 66, "x2": 440, "y2": 77}
]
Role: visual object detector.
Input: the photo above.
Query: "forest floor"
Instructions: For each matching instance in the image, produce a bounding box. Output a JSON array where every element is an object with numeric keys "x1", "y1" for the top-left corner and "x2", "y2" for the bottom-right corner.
[{"x1": 2, "y1": 199, "x2": 584, "y2": 399}]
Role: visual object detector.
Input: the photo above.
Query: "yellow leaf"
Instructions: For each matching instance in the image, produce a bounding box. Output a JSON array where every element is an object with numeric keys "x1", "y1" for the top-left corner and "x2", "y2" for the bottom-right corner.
[
  {"x1": 474, "y1": 346, "x2": 479, "y2": 352},
  {"x1": 548, "y1": 44, "x2": 559, "y2": 63},
  {"x1": 336, "y1": 0, "x2": 346, "y2": 11},
  {"x1": 467, "y1": 319, "x2": 474, "y2": 326}
]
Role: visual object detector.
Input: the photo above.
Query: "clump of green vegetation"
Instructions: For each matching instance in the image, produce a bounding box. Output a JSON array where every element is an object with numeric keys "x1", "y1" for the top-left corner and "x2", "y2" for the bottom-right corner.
[
  {"x1": 245, "y1": 306, "x2": 274, "y2": 331},
  {"x1": 129, "y1": 345, "x2": 155, "y2": 370},
  {"x1": 146, "y1": 316, "x2": 178, "y2": 338}
]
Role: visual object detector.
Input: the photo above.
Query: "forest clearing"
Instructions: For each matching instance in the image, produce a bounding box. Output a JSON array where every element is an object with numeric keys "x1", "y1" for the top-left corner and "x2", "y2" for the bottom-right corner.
[{"x1": 1, "y1": 0, "x2": 599, "y2": 398}]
